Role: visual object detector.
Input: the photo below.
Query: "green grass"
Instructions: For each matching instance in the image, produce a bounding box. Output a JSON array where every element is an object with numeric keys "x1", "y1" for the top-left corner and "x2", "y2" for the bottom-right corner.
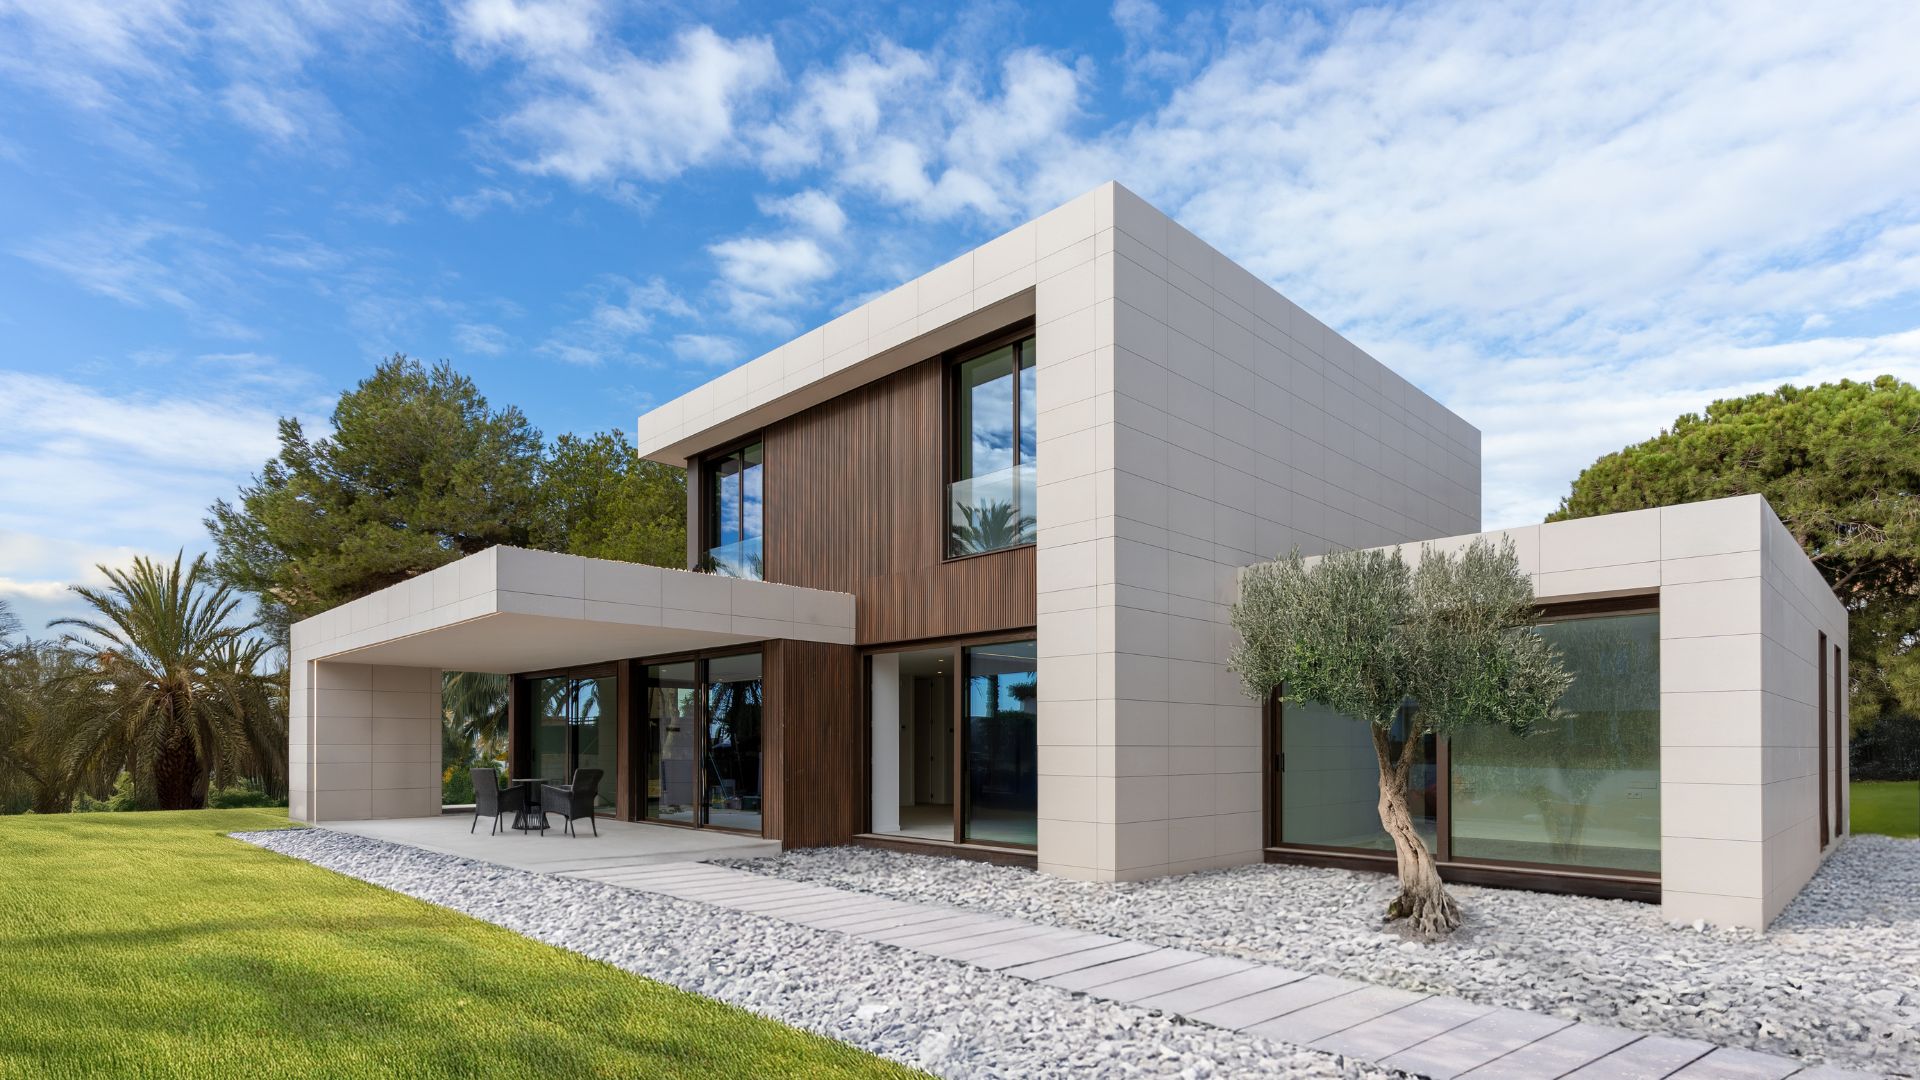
[
  {"x1": 1850, "y1": 780, "x2": 1920, "y2": 838},
  {"x1": 0, "y1": 809, "x2": 923, "y2": 1080}
]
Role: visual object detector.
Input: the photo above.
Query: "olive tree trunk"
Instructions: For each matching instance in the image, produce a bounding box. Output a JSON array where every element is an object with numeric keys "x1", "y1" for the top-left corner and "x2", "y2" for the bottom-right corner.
[{"x1": 1372, "y1": 725, "x2": 1460, "y2": 936}]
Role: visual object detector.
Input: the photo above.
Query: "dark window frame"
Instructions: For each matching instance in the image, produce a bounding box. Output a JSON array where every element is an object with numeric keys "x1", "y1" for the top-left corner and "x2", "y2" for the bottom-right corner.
[
  {"x1": 523, "y1": 665, "x2": 621, "y2": 817},
  {"x1": 857, "y1": 629, "x2": 1039, "y2": 851},
  {"x1": 638, "y1": 646, "x2": 767, "y2": 837},
  {"x1": 699, "y1": 435, "x2": 766, "y2": 579},
  {"x1": 1263, "y1": 594, "x2": 1664, "y2": 896},
  {"x1": 944, "y1": 324, "x2": 1039, "y2": 562}
]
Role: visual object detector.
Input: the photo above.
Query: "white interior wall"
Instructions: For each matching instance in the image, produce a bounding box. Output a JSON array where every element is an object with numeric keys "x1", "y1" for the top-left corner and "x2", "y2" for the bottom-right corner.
[{"x1": 869, "y1": 652, "x2": 901, "y2": 834}]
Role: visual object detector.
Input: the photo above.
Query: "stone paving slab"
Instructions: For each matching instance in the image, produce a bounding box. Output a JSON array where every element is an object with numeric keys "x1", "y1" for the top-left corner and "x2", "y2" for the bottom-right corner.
[
  {"x1": 995, "y1": 939, "x2": 1157, "y2": 979},
  {"x1": 593, "y1": 862, "x2": 1847, "y2": 1080},
  {"x1": 1132, "y1": 964, "x2": 1311, "y2": 1017},
  {"x1": 939, "y1": 928, "x2": 1114, "y2": 966},
  {"x1": 1458, "y1": 1023, "x2": 1648, "y2": 1079},
  {"x1": 1382, "y1": 1006, "x2": 1574, "y2": 1079},
  {"x1": 916, "y1": 924, "x2": 1062, "y2": 959},
  {"x1": 1668, "y1": 1047, "x2": 1809, "y2": 1079},
  {"x1": 1312, "y1": 994, "x2": 1492, "y2": 1061},
  {"x1": 1092, "y1": 954, "x2": 1263, "y2": 1005},
  {"x1": 1041, "y1": 948, "x2": 1209, "y2": 994},
  {"x1": 1245, "y1": 984, "x2": 1428, "y2": 1047},
  {"x1": 1563, "y1": 1035, "x2": 1714, "y2": 1079},
  {"x1": 1185, "y1": 973, "x2": 1365, "y2": 1031}
]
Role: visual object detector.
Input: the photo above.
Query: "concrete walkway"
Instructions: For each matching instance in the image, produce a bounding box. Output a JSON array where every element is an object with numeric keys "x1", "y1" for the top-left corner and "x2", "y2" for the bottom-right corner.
[{"x1": 561, "y1": 860, "x2": 1882, "y2": 1080}]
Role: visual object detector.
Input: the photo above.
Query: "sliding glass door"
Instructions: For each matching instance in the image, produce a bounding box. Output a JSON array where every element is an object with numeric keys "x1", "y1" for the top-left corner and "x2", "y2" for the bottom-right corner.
[
  {"x1": 531, "y1": 671, "x2": 618, "y2": 812},
  {"x1": 642, "y1": 652, "x2": 763, "y2": 833},
  {"x1": 867, "y1": 636, "x2": 1036, "y2": 849}
]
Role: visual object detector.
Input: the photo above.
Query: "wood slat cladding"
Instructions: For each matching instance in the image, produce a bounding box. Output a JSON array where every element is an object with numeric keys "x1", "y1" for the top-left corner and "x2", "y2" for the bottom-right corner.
[
  {"x1": 766, "y1": 639, "x2": 861, "y2": 848},
  {"x1": 763, "y1": 357, "x2": 1036, "y2": 646}
]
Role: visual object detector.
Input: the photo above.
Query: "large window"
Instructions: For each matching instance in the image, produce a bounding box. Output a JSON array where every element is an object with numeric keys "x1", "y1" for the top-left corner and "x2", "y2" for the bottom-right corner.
[
  {"x1": 949, "y1": 335, "x2": 1037, "y2": 557},
  {"x1": 1450, "y1": 612, "x2": 1660, "y2": 873},
  {"x1": 704, "y1": 441, "x2": 764, "y2": 579},
  {"x1": 642, "y1": 652, "x2": 763, "y2": 833},
  {"x1": 868, "y1": 637, "x2": 1036, "y2": 849},
  {"x1": 1272, "y1": 608, "x2": 1660, "y2": 877}
]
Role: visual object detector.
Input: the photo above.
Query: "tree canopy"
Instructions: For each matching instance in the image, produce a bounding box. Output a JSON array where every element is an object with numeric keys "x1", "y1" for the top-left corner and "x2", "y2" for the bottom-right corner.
[
  {"x1": 207, "y1": 355, "x2": 688, "y2": 636},
  {"x1": 207, "y1": 356, "x2": 545, "y2": 632},
  {"x1": 535, "y1": 429, "x2": 686, "y2": 568},
  {"x1": 1549, "y1": 375, "x2": 1920, "y2": 726}
]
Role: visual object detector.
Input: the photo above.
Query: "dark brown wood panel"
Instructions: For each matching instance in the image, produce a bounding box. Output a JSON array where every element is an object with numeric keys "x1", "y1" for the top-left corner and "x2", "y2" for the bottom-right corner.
[
  {"x1": 762, "y1": 357, "x2": 1035, "y2": 646},
  {"x1": 767, "y1": 639, "x2": 861, "y2": 848}
]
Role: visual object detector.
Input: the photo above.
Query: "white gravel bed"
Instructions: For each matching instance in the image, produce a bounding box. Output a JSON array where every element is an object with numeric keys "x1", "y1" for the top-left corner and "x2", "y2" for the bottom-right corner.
[
  {"x1": 719, "y1": 836, "x2": 1920, "y2": 1076},
  {"x1": 233, "y1": 829, "x2": 1402, "y2": 1080}
]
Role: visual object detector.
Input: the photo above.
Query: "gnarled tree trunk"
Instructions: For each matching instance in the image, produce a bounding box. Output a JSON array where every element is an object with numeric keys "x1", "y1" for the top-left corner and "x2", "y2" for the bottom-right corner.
[{"x1": 1372, "y1": 725, "x2": 1460, "y2": 937}]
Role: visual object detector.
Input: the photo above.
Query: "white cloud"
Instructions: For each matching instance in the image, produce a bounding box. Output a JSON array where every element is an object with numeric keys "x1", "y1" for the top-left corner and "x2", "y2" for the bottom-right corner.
[
  {"x1": 447, "y1": 185, "x2": 545, "y2": 218},
  {"x1": 759, "y1": 189, "x2": 846, "y2": 237},
  {"x1": 454, "y1": 322, "x2": 511, "y2": 356},
  {"x1": 671, "y1": 333, "x2": 742, "y2": 367},
  {"x1": 452, "y1": 3, "x2": 780, "y2": 184},
  {"x1": 537, "y1": 274, "x2": 693, "y2": 365},
  {"x1": 0, "y1": 372, "x2": 297, "y2": 629},
  {"x1": 0, "y1": 0, "x2": 414, "y2": 152},
  {"x1": 706, "y1": 235, "x2": 835, "y2": 327}
]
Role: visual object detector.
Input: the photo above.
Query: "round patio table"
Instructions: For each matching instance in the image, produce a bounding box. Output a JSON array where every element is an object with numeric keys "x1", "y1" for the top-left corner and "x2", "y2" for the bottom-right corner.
[{"x1": 507, "y1": 777, "x2": 550, "y2": 833}]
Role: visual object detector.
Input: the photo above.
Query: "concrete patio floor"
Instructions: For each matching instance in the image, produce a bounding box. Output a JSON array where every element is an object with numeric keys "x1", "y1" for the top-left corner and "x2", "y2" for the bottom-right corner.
[{"x1": 320, "y1": 814, "x2": 780, "y2": 875}]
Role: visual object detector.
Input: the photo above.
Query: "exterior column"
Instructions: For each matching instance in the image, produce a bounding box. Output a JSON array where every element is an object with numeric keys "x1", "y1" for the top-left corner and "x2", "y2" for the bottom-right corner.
[{"x1": 290, "y1": 660, "x2": 441, "y2": 822}]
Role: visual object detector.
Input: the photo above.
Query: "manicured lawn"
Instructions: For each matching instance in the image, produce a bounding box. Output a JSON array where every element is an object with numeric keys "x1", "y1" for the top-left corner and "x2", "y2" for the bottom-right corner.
[
  {"x1": 0, "y1": 809, "x2": 921, "y2": 1080},
  {"x1": 1850, "y1": 780, "x2": 1920, "y2": 838}
]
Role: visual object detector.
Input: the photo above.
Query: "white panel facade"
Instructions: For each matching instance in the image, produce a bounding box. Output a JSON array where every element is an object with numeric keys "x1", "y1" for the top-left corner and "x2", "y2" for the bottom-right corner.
[
  {"x1": 1033, "y1": 184, "x2": 1482, "y2": 881},
  {"x1": 289, "y1": 660, "x2": 441, "y2": 823}
]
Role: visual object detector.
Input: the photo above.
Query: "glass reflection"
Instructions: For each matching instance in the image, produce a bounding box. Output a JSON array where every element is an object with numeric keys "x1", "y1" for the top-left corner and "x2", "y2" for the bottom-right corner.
[
  {"x1": 949, "y1": 337, "x2": 1037, "y2": 556},
  {"x1": 964, "y1": 641, "x2": 1037, "y2": 847},
  {"x1": 1278, "y1": 699, "x2": 1435, "y2": 852},
  {"x1": 705, "y1": 653, "x2": 763, "y2": 833},
  {"x1": 1450, "y1": 613, "x2": 1661, "y2": 872},
  {"x1": 646, "y1": 662, "x2": 699, "y2": 825}
]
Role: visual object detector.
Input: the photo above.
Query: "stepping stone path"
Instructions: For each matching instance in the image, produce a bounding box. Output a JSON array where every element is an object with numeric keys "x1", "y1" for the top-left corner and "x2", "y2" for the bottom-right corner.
[{"x1": 564, "y1": 861, "x2": 1887, "y2": 1080}]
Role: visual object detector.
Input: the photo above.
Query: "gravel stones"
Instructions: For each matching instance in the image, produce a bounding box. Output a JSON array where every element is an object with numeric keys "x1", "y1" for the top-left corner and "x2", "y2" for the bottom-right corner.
[
  {"x1": 234, "y1": 828, "x2": 1401, "y2": 1080},
  {"x1": 719, "y1": 836, "x2": 1920, "y2": 1076}
]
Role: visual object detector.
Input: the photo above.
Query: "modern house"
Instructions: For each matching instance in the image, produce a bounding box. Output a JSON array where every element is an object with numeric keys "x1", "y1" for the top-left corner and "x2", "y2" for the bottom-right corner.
[{"x1": 288, "y1": 182, "x2": 1849, "y2": 929}]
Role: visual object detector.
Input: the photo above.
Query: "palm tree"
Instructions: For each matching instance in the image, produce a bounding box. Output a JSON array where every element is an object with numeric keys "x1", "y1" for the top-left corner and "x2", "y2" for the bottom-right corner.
[{"x1": 54, "y1": 552, "x2": 278, "y2": 810}]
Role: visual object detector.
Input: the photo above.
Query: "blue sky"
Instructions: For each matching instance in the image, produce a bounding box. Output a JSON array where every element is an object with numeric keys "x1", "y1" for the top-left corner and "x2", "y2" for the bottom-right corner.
[{"x1": 4, "y1": 0, "x2": 1920, "y2": 633}]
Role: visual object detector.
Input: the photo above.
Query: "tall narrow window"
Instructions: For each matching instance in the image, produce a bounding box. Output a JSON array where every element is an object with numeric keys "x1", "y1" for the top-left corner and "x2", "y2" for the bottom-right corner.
[
  {"x1": 1834, "y1": 642, "x2": 1844, "y2": 836},
  {"x1": 949, "y1": 335, "x2": 1037, "y2": 556},
  {"x1": 1819, "y1": 632, "x2": 1829, "y2": 848},
  {"x1": 704, "y1": 441, "x2": 764, "y2": 580}
]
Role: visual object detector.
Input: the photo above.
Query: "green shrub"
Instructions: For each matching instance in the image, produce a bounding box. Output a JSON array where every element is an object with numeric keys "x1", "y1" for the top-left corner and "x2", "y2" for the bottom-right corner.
[{"x1": 207, "y1": 780, "x2": 286, "y2": 809}]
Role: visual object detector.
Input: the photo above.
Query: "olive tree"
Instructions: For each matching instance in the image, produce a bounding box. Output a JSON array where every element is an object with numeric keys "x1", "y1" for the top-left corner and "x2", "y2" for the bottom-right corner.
[{"x1": 1231, "y1": 538, "x2": 1570, "y2": 936}]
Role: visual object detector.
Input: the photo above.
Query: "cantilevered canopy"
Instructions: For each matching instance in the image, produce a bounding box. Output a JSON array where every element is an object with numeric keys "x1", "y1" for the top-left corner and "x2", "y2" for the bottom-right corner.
[{"x1": 288, "y1": 546, "x2": 855, "y2": 674}]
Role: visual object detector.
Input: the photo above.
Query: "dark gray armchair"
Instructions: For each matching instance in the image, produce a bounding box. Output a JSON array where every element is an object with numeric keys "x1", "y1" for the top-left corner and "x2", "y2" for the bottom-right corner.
[
  {"x1": 541, "y1": 769, "x2": 603, "y2": 837},
  {"x1": 470, "y1": 767, "x2": 527, "y2": 835}
]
